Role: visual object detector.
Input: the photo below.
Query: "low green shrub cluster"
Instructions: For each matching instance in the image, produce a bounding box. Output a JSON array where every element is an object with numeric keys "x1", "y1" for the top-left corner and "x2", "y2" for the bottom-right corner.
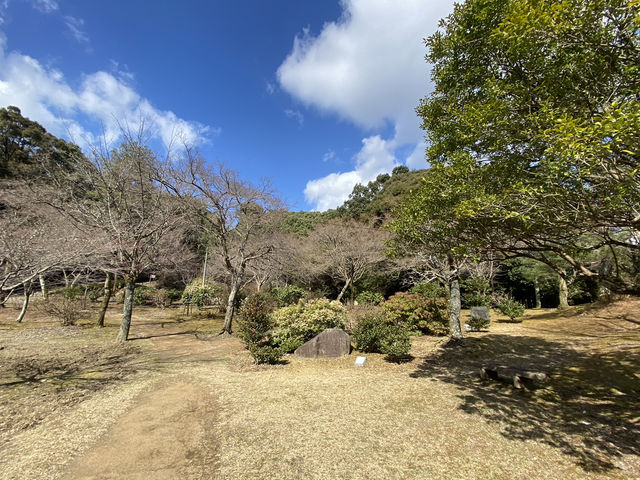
[
  {"x1": 181, "y1": 281, "x2": 225, "y2": 308},
  {"x1": 497, "y1": 297, "x2": 525, "y2": 322},
  {"x1": 409, "y1": 282, "x2": 448, "y2": 299},
  {"x1": 237, "y1": 292, "x2": 282, "y2": 364},
  {"x1": 382, "y1": 292, "x2": 448, "y2": 335},
  {"x1": 468, "y1": 309, "x2": 490, "y2": 331},
  {"x1": 271, "y1": 298, "x2": 347, "y2": 353},
  {"x1": 351, "y1": 310, "x2": 411, "y2": 359},
  {"x1": 355, "y1": 291, "x2": 384, "y2": 306},
  {"x1": 272, "y1": 285, "x2": 307, "y2": 307}
]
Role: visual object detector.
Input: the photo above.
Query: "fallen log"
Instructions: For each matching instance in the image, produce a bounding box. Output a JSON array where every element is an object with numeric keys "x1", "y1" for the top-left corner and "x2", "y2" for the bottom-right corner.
[{"x1": 481, "y1": 364, "x2": 548, "y2": 389}]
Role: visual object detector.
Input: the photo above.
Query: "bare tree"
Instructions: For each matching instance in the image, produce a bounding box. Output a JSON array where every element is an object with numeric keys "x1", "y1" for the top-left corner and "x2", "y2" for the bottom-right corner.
[
  {"x1": 163, "y1": 149, "x2": 283, "y2": 333},
  {"x1": 0, "y1": 182, "x2": 90, "y2": 320},
  {"x1": 305, "y1": 220, "x2": 389, "y2": 302},
  {"x1": 41, "y1": 133, "x2": 185, "y2": 342}
]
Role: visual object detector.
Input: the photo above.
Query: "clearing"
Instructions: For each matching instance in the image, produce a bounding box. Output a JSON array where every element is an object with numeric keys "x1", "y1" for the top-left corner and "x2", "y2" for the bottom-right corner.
[{"x1": 0, "y1": 299, "x2": 639, "y2": 479}]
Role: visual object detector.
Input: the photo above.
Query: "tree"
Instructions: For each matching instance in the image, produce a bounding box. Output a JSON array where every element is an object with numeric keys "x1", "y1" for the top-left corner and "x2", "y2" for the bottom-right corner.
[
  {"x1": 390, "y1": 162, "x2": 487, "y2": 341},
  {"x1": 306, "y1": 220, "x2": 389, "y2": 302},
  {"x1": 0, "y1": 182, "x2": 89, "y2": 320},
  {"x1": 418, "y1": 0, "x2": 640, "y2": 292},
  {"x1": 42, "y1": 133, "x2": 184, "y2": 342},
  {"x1": 0, "y1": 106, "x2": 81, "y2": 178},
  {"x1": 164, "y1": 149, "x2": 283, "y2": 333}
]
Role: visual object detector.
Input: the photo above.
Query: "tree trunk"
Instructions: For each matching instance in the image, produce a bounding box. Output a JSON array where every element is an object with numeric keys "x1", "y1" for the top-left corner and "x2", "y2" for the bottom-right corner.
[
  {"x1": 534, "y1": 277, "x2": 541, "y2": 309},
  {"x1": 63, "y1": 269, "x2": 70, "y2": 288},
  {"x1": 336, "y1": 278, "x2": 351, "y2": 302},
  {"x1": 39, "y1": 274, "x2": 48, "y2": 300},
  {"x1": 116, "y1": 277, "x2": 136, "y2": 342},
  {"x1": 558, "y1": 274, "x2": 569, "y2": 309},
  {"x1": 16, "y1": 281, "x2": 31, "y2": 323},
  {"x1": 448, "y1": 277, "x2": 462, "y2": 340},
  {"x1": 97, "y1": 272, "x2": 114, "y2": 327},
  {"x1": 221, "y1": 278, "x2": 241, "y2": 334}
]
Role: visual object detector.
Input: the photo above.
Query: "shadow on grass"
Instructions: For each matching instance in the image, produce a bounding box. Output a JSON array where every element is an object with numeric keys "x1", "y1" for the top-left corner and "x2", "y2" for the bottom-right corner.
[{"x1": 410, "y1": 334, "x2": 640, "y2": 473}]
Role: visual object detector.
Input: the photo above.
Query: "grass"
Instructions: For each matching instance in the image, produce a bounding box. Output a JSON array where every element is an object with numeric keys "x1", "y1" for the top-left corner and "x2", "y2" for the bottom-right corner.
[{"x1": 0, "y1": 297, "x2": 638, "y2": 479}]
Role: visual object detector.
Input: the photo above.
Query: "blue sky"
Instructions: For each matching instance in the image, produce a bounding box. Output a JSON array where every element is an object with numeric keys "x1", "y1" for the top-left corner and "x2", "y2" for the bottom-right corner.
[{"x1": 0, "y1": 0, "x2": 454, "y2": 210}]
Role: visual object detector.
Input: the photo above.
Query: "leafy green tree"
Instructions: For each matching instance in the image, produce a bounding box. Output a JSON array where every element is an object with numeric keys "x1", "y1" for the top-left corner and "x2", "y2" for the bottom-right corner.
[
  {"x1": 0, "y1": 106, "x2": 81, "y2": 178},
  {"x1": 418, "y1": 0, "x2": 640, "y2": 293}
]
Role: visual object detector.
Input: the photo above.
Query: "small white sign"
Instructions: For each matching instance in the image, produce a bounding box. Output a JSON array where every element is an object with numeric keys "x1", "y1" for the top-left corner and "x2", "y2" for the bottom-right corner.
[{"x1": 355, "y1": 356, "x2": 366, "y2": 366}]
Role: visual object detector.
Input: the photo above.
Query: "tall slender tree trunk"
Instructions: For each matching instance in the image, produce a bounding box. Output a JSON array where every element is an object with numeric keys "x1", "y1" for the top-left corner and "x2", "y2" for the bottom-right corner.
[
  {"x1": 97, "y1": 272, "x2": 114, "y2": 327},
  {"x1": 534, "y1": 277, "x2": 541, "y2": 309},
  {"x1": 39, "y1": 274, "x2": 48, "y2": 300},
  {"x1": 336, "y1": 278, "x2": 351, "y2": 302},
  {"x1": 448, "y1": 277, "x2": 463, "y2": 341},
  {"x1": 116, "y1": 277, "x2": 136, "y2": 342},
  {"x1": 16, "y1": 281, "x2": 31, "y2": 323},
  {"x1": 222, "y1": 277, "x2": 241, "y2": 334},
  {"x1": 558, "y1": 274, "x2": 569, "y2": 310}
]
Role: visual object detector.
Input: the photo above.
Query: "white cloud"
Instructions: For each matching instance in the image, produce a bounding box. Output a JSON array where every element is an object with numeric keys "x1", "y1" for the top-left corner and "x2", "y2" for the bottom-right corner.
[
  {"x1": 322, "y1": 149, "x2": 335, "y2": 162},
  {"x1": 304, "y1": 135, "x2": 396, "y2": 211},
  {"x1": 32, "y1": 0, "x2": 58, "y2": 13},
  {"x1": 279, "y1": 0, "x2": 454, "y2": 210},
  {"x1": 0, "y1": 40, "x2": 207, "y2": 151},
  {"x1": 405, "y1": 141, "x2": 428, "y2": 170},
  {"x1": 284, "y1": 108, "x2": 304, "y2": 127},
  {"x1": 64, "y1": 15, "x2": 89, "y2": 45}
]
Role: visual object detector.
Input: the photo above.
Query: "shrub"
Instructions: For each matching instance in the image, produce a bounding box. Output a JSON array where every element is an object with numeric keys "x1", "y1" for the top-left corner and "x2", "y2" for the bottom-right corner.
[
  {"x1": 497, "y1": 297, "x2": 525, "y2": 322},
  {"x1": 237, "y1": 292, "x2": 277, "y2": 346},
  {"x1": 351, "y1": 310, "x2": 410, "y2": 358},
  {"x1": 382, "y1": 292, "x2": 448, "y2": 335},
  {"x1": 271, "y1": 298, "x2": 347, "y2": 353},
  {"x1": 133, "y1": 285, "x2": 156, "y2": 306},
  {"x1": 248, "y1": 344, "x2": 283, "y2": 365},
  {"x1": 272, "y1": 285, "x2": 307, "y2": 307},
  {"x1": 237, "y1": 293, "x2": 282, "y2": 364},
  {"x1": 468, "y1": 308, "x2": 491, "y2": 331},
  {"x1": 166, "y1": 289, "x2": 183, "y2": 304},
  {"x1": 409, "y1": 282, "x2": 448, "y2": 298},
  {"x1": 355, "y1": 291, "x2": 384, "y2": 306},
  {"x1": 464, "y1": 292, "x2": 492, "y2": 308},
  {"x1": 181, "y1": 281, "x2": 225, "y2": 308},
  {"x1": 41, "y1": 296, "x2": 84, "y2": 326}
]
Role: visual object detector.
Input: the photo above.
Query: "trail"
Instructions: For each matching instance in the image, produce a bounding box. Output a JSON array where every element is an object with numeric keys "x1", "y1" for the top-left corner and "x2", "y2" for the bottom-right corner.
[{"x1": 58, "y1": 318, "x2": 233, "y2": 480}]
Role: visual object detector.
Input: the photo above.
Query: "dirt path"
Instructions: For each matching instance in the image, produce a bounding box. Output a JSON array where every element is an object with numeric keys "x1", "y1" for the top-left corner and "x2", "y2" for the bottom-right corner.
[
  {"x1": 61, "y1": 381, "x2": 219, "y2": 480},
  {"x1": 56, "y1": 318, "x2": 232, "y2": 480}
]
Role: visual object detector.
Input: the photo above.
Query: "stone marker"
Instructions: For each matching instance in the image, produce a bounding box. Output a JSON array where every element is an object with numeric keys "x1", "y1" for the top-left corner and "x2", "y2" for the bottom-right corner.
[
  {"x1": 470, "y1": 306, "x2": 490, "y2": 323},
  {"x1": 294, "y1": 328, "x2": 351, "y2": 358},
  {"x1": 355, "y1": 356, "x2": 366, "y2": 366}
]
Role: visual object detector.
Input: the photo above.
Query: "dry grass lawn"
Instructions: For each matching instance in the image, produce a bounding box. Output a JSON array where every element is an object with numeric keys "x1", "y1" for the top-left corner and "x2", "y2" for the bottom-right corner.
[{"x1": 0, "y1": 297, "x2": 638, "y2": 479}]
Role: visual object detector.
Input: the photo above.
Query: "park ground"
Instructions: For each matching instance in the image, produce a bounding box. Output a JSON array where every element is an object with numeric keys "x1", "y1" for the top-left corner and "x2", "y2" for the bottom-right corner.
[{"x1": 0, "y1": 299, "x2": 639, "y2": 479}]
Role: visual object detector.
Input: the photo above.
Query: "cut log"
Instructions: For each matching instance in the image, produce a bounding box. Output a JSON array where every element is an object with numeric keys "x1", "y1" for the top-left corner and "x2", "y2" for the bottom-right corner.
[{"x1": 481, "y1": 364, "x2": 548, "y2": 389}]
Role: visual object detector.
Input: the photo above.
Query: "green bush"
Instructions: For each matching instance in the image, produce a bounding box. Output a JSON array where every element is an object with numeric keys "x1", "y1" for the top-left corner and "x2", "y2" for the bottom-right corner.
[
  {"x1": 181, "y1": 281, "x2": 225, "y2": 308},
  {"x1": 272, "y1": 285, "x2": 307, "y2": 307},
  {"x1": 237, "y1": 292, "x2": 277, "y2": 346},
  {"x1": 249, "y1": 344, "x2": 283, "y2": 365},
  {"x1": 271, "y1": 298, "x2": 347, "y2": 353},
  {"x1": 351, "y1": 310, "x2": 411, "y2": 358},
  {"x1": 133, "y1": 285, "x2": 156, "y2": 306},
  {"x1": 498, "y1": 297, "x2": 525, "y2": 322},
  {"x1": 166, "y1": 289, "x2": 183, "y2": 303},
  {"x1": 382, "y1": 292, "x2": 448, "y2": 335},
  {"x1": 237, "y1": 292, "x2": 283, "y2": 364},
  {"x1": 409, "y1": 282, "x2": 448, "y2": 298},
  {"x1": 464, "y1": 292, "x2": 492, "y2": 308},
  {"x1": 468, "y1": 310, "x2": 490, "y2": 331},
  {"x1": 355, "y1": 291, "x2": 384, "y2": 306}
]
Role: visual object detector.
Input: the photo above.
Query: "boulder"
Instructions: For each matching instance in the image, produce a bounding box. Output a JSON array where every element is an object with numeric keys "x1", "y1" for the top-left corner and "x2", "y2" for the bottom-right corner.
[
  {"x1": 294, "y1": 328, "x2": 351, "y2": 358},
  {"x1": 471, "y1": 306, "x2": 490, "y2": 323}
]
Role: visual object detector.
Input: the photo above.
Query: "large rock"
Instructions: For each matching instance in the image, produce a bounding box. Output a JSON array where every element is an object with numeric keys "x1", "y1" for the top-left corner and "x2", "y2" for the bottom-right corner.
[
  {"x1": 470, "y1": 306, "x2": 490, "y2": 323},
  {"x1": 294, "y1": 328, "x2": 351, "y2": 358}
]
